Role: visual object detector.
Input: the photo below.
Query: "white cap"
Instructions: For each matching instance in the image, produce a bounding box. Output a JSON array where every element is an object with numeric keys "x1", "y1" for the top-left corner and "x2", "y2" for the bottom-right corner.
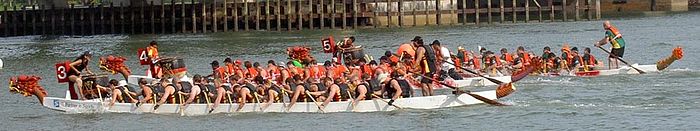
[
  {"x1": 118, "y1": 80, "x2": 128, "y2": 87},
  {"x1": 0, "y1": 58, "x2": 3, "y2": 69}
]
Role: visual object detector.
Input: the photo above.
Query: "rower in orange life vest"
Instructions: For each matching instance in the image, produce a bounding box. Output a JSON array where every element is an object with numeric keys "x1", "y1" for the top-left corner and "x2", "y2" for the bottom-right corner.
[
  {"x1": 482, "y1": 51, "x2": 503, "y2": 76},
  {"x1": 67, "y1": 51, "x2": 95, "y2": 100},
  {"x1": 567, "y1": 47, "x2": 586, "y2": 71},
  {"x1": 596, "y1": 21, "x2": 627, "y2": 69},
  {"x1": 146, "y1": 41, "x2": 163, "y2": 78},
  {"x1": 582, "y1": 47, "x2": 600, "y2": 70},
  {"x1": 513, "y1": 46, "x2": 531, "y2": 70},
  {"x1": 207, "y1": 60, "x2": 229, "y2": 112},
  {"x1": 412, "y1": 37, "x2": 438, "y2": 96},
  {"x1": 499, "y1": 48, "x2": 514, "y2": 66}
]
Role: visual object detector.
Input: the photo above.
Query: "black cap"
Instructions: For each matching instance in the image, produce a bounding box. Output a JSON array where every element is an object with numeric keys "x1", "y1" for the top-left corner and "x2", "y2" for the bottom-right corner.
[
  {"x1": 369, "y1": 60, "x2": 378, "y2": 65},
  {"x1": 224, "y1": 58, "x2": 232, "y2": 63},
  {"x1": 544, "y1": 46, "x2": 551, "y2": 51},
  {"x1": 210, "y1": 60, "x2": 219, "y2": 66},
  {"x1": 324, "y1": 61, "x2": 332, "y2": 67},
  {"x1": 411, "y1": 36, "x2": 422, "y2": 42},
  {"x1": 571, "y1": 47, "x2": 579, "y2": 52},
  {"x1": 385, "y1": 51, "x2": 392, "y2": 57},
  {"x1": 431, "y1": 40, "x2": 441, "y2": 46}
]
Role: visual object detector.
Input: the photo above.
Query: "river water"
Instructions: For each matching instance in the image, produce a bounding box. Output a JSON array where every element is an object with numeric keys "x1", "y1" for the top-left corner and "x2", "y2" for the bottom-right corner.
[{"x1": 1, "y1": 11, "x2": 699, "y2": 130}]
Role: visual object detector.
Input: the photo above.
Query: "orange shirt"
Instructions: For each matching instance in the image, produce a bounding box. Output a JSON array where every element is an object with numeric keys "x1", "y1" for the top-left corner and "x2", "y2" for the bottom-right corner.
[
  {"x1": 247, "y1": 68, "x2": 259, "y2": 78},
  {"x1": 397, "y1": 44, "x2": 416, "y2": 59},
  {"x1": 333, "y1": 65, "x2": 349, "y2": 79}
]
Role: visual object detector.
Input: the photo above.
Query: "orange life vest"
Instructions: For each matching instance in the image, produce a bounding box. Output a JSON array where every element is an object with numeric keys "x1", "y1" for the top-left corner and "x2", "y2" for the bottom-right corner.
[
  {"x1": 214, "y1": 67, "x2": 228, "y2": 81},
  {"x1": 502, "y1": 53, "x2": 514, "y2": 64},
  {"x1": 247, "y1": 68, "x2": 259, "y2": 78}
]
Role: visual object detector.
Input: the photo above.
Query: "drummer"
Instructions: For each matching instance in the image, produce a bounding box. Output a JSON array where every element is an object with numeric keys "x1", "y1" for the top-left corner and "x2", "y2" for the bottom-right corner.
[
  {"x1": 67, "y1": 51, "x2": 95, "y2": 100},
  {"x1": 146, "y1": 41, "x2": 162, "y2": 78}
]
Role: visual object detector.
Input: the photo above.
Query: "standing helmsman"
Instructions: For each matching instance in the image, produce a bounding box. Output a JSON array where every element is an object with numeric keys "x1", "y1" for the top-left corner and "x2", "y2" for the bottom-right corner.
[
  {"x1": 411, "y1": 36, "x2": 438, "y2": 96},
  {"x1": 596, "y1": 21, "x2": 626, "y2": 69}
]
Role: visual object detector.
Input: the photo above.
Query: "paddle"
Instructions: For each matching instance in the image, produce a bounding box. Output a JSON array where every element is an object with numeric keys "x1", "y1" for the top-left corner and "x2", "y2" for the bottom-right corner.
[
  {"x1": 178, "y1": 93, "x2": 185, "y2": 116},
  {"x1": 595, "y1": 46, "x2": 646, "y2": 74},
  {"x1": 413, "y1": 72, "x2": 508, "y2": 106},
  {"x1": 305, "y1": 90, "x2": 326, "y2": 113},
  {"x1": 442, "y1": 60, "x2": 505, "y2": 85},
  {"x1": 371, "y1": 94, "x2": 403, "y2": 109}
]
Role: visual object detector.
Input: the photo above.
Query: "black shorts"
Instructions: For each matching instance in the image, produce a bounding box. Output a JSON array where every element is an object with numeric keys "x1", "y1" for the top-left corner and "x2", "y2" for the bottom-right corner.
[
  {"x1": 610, "y1": 47, "x2": 625, "y2": 58},
  {"x1": 420, "y1": 72, "x2": 434, "y2": 84}
]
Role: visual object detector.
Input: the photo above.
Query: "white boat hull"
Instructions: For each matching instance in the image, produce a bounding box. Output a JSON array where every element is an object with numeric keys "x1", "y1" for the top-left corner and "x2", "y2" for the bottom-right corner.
[{"x1": 41, "y1": 89, "x2": 500, "y2": 115}]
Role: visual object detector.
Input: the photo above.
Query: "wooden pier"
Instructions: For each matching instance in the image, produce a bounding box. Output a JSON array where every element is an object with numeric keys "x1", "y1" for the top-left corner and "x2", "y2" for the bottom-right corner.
[{"x1": 0, "y1": 0, "x2": 601, "y2": 37}]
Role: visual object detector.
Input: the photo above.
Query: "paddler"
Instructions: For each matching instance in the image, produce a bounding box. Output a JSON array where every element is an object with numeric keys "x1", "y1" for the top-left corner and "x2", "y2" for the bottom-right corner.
[
  {"x1": 382, "y1": 71, "x2": 413, "y2": 106},
  {"x1": 500, "y1": 48, "x2": 515, "y2": 66},
  {"x1": 146, "y1": 41, "x2": 162, "y2": 78},
  {"x1": 319, "y1": 77, "x2": 344, "y2": 109},
  {"x1": 208, "y1": 61, "x2": 229, "y2": 113},
  {"x1": 568, "y1": 47, "x2": 584, "y2": 71},
  {"x1": 67, "y1": 51, "x2": 95, "y2": 100},
  {"x1": 411, "y1": 37, "x2": 438, "y2": 96},
  {"x1": 154, "y1": 77, "x2": 179, "y2": 110},
  {"x1": 135, "y1": 78, "x2": 155, "y2": 107},
  {"x1": 434, "y1": 41, "x2": 462, "y2": 80},
  {"x1": 513, "y1": 46, "x2": 531, "y2": 69},
  {"x1": 180, "y1": 74, "x2": 203, "y2": 106},
  {"x1": 107, "y1": 79, "x2": 136, "y2": 107},
  {"x1": 596, "y1": 21, "x2": 626, "y2": 69},
  {"x1": 350, "y1": 76, "x2": 371, "y2": 107},
  {"x1": 582, "y1": 47, "x2": 600, "y2": 70}
]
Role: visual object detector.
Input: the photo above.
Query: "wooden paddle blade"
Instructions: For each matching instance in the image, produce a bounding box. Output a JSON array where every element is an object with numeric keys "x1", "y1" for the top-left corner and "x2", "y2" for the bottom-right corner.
[{"x1": 465, "y1": 92, "x2": 508, "y2": 106}]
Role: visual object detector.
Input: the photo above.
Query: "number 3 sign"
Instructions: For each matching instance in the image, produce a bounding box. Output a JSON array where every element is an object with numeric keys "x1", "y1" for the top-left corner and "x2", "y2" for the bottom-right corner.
[{"x1": 55, "y1": 61, "x2": 71, "y2": 83}]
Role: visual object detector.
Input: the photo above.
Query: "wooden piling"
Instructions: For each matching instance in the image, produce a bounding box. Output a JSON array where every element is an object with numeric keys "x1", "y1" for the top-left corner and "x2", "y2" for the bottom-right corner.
[
  {"x1": 171, "y1": 0, "x2": 176, "y2": 33},
  {"x1": 213, "y1": 0, "x2": 218, "y2": 32},
  {"x1": 70, "y1": 4, "x2": 75, "y2": 35},
  {"x1": 192, "y1": 0, "x2": 197, "y2": 33},
  {"x1": 575, "y1": 0, "x2": 579, "y2": 21},
  {"x1": 549, "y1": 0, "x2": 554, "y2": 22},
  {"x1": 499, "y1": 0, "x2": 503, "y2": 23},
  {"x1": 287, "y1": 0, "x2": 292, "y2": 30},
  {"x1": 538, "y1": 0, "x2": 542, "y2": 22},
  {"x1": 2, "y1": 5, "x2": 7, "y2": 37},
  {"x1": 330, "y1": 0, "x2": 335, "y2": 29},
  {"x1": 474, "y1": 0, "x2": 479, "y2": 25},
  {"x1": 387, "y1": 0, "x2": 392, "y2": 27},
  {"x1": 321, "y1": 0, "x2": 326, "y2": 29},
  {"x1": 31, "y1": 5, "x2": 36, "y2": 35},
  {"x1": 414, "y1": 0, "x2": 418, "y2": 26},
  {"x1": 525, "y1": 0, "x2": 529, "y2": 23},
  {"x1": 308, "y1": 0, "x2": 313, "y2": 29},
  {"x1": 110, "y1": 3, "x2": 115, "y2": 34},
  {"x1": 235, "y1": 0, "x2": 240, "y2": 31},
  {"x1": 562, "y1": 0, "x2": 567, "y2": 22},
  {"x1": 265, "y1": 0, "x2": 271, "y2": 30},
  {"x1": 202, "y1": 0, "x2": 207, "y2": 33},
  {"x1": 511, "y1": 0, "x2": 515, "y2": 23},
  {"x1": 151, "y1": 1, "x2": 156, "y2": 34},
  {"x1": 120, "y1": 3, "x2": 126, "y2": 34},
  {"x1": 298, "y1": 0, "x2": 302, "y2": 30},
  {"x1": 141, "y1": 3, "x2": 146, "y2": 34},
  {"x1": 161, "y1": 0, "x2": 166, "y2": 33},
  {"x1": 342, "y1": 0, "x2": 347, "y2": 29},
  {"x1": 225, "y1": 0, "x2": 230, "y2": 32},
  {"x1": 246, "y1": 0, "x2": 251, "y2": 31},
  {"x1": 435, "y1": 0, "x2": 440, "y2": 25},
  {"x1": 182, "y1": 0, "x2": 187, "y2": 33},
  {"x1": 21, "y1": 6, "x2": 26, "y2": 35},
  {"x1": 354, "y1": 0, "x2": 359, "y2": 28},
  {"x1": 257, "y1": 0, "x2": 262, "y2": 30},
  {"x1": 424, "y1": 0, "x2": 428, "y2": 25},
  {"x1": 276, "y1": 0, "x2": 281, "y2": 31},
  {"x1": 461, "y1": 0, "x2": 466, "y2": 25},
  {"x1": 595, "y1": 0, "x2": 600, "y2": 20},
  {"x1": 587, "y1": 0, "x2": 592, "y2": 21},
  {"x1": 450, "y1": 0, "x2": 455, "y2": 25}
]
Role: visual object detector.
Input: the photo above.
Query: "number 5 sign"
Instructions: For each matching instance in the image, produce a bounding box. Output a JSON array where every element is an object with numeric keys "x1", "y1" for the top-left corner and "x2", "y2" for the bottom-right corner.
[
  {"x1": 138, "y1": 48, "x2": 150, "y2": 65},
  {"x1": 55, "y1": 61, "x2": 71, "y2": 83}
]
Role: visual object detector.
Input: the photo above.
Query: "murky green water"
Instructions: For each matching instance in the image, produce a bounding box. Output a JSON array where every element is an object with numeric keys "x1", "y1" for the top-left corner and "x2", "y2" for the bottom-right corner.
[{"x1": 1, "y1": 11, "x2": 699, "y2": 130}]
